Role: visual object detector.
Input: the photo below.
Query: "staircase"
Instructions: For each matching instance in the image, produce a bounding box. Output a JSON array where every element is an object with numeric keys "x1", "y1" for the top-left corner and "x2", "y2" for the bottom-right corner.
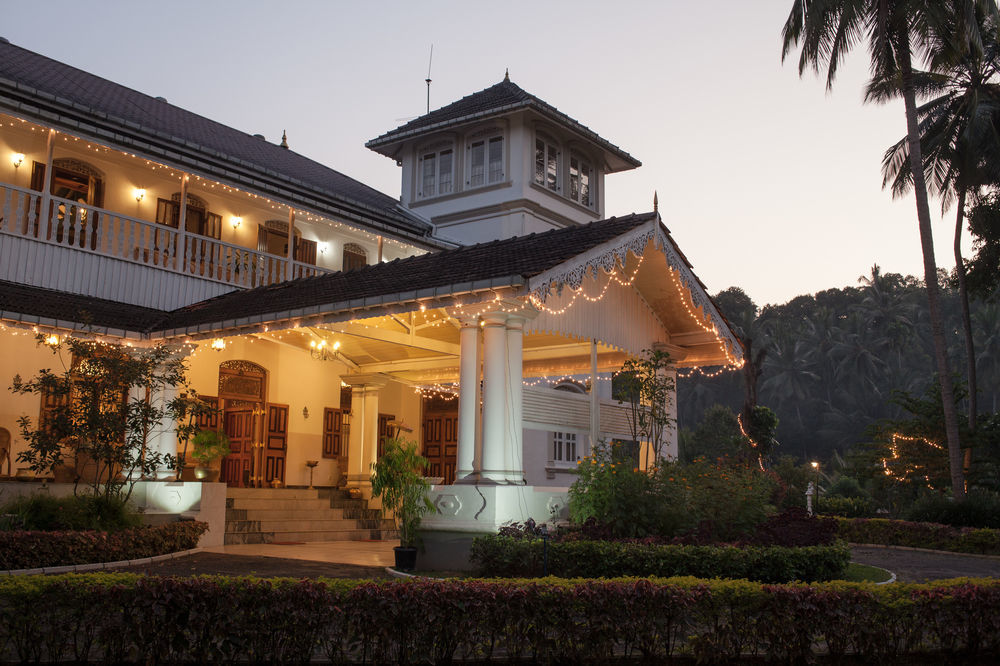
[{"x1": 224, "y1": 487, "x2": 396, "y2": 545}]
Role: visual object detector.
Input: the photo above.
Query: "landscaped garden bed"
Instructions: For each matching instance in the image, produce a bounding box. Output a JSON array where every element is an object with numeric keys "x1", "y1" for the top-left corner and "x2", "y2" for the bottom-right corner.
[
  {"x1": 0, "y1": 521, "x2": 207, "y2": 570},
  {"x1": 836, "y1": 517, "x2": 1000, "y2": 556},
  {"x1": 2, "y1": 574, "x2": 998, "y2": 663}
]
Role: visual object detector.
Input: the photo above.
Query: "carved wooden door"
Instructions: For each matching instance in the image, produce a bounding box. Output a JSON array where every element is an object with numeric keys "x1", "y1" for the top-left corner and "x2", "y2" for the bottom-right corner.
[
  {"x1": 222, "y1": 405, "x2": 254, "y2": 486},
  {"x1": 422, "y1": 396, "x2": 457, "y2": 484},
  {"x1": 264, "y1": 403, "x2": 288, "y2": 485}
]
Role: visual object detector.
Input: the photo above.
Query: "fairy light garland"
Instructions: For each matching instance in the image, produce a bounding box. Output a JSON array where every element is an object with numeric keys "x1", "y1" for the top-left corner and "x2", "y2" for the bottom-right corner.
[{"x1": 881, "y1": 433, "x2": 945, "y2": 485}]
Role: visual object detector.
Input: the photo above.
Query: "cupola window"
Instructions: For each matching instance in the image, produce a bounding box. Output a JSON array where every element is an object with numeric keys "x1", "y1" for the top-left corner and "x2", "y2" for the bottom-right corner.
[
  {"x1": 418, "y1": 147, "x2": 453, "y2": 198},
  {"x1": 534, "y1": 136, "x2": 560, "y2": 191},
  {"x1": 569, "y1": 154, "x2": 593, "y2": 207},
  {"x1": 467, "y1": 133, "x2": 504, "y2": 188}
]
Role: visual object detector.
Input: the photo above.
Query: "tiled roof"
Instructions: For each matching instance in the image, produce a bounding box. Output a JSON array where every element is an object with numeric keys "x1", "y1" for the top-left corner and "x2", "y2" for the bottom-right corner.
[
  {"x1": 161, "y1": 213, "x2": 656, "y2": 332},
  {"x1": 366, "y1": 79, "x2": 641, "y2": 169},
  {"x1": 0, "y1": 214, "x2": 655, "y2": 336},
  {"x1": 0, "y1": 40, "x2": 436, "y2": 244},
  {"x1": 0, "y1": 280, "x2": 166, "y2": 336}
]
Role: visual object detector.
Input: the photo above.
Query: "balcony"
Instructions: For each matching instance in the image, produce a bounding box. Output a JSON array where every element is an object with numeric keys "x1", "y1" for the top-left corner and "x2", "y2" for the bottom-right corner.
[{"x1": 0, "y1": 182, "x2": 333, "y2": 294}]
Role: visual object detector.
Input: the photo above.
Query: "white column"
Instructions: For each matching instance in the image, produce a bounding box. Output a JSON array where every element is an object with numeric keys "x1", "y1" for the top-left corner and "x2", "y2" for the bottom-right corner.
[
  {"x1": 590, "y1": 339, "x2": 600, "y2": 453},
  {"x1": 177, "y1": 174, "x2": 189, "y2": 270},
  {"x1": 504, "y1": 315, "x2": 527, "y2": 483},
  {"x1": 286, "y1": 208, "x2": 296, "y2": 280},
  {"x1": 480, "y1": 313, "x2": 509, "y2": 482},
  {"x1": 664, "y1": 366, "x2": 679, "y2": 460},
  {"x1": 342, "y1": 374, "x2": 387, "y2": 497},
  {"x1": 455, "y1": 316, "x2": 481, "y2": 481},
  {"x1": 39, "y1": 129, "x2": 55, "y2": 230}
]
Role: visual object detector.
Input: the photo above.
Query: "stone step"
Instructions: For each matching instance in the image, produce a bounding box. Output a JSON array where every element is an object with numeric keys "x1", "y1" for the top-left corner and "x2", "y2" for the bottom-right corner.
[
  {"x1": 226, "y1": 507, "x2": 349, "y2": 521},
  {"x1": 257, "y1": 518, "x2": 358, "y2": 531},
  {"x1": 223, "y1": 529, "x2": 398, "y2": 545},
  {"x1": 227, "y1": 487, "x2": 321, "y2": 499},
  {"x1": 227, "y1": 498, "x2": 332, "y2": 510}
]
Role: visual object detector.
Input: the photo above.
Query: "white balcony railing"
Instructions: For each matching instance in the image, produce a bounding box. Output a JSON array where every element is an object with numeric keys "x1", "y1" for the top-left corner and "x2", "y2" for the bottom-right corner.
[{"x1": 0, "y1": 182, "x2": 333, "y2": 290}]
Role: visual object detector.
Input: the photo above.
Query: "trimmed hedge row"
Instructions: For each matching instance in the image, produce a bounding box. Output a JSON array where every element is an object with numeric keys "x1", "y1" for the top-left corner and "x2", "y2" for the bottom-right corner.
[
  {"x1": 2, "y1": 575, "x2": 999, "y2": 663},
  {"x1": 836, "y1": 517, "x2": 1000, "y2": 555},
  {"x1": 0, "y1": 521, "x2": 208, "y2": 570},
  {"x1": 470, "y1": 536, "x2": 850, "y2": 582}
]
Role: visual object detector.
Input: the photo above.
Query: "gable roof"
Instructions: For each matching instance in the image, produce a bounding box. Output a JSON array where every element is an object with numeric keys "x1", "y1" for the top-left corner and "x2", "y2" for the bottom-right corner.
[
  {"x1": 366, "y1": 78, "x2": 641, "y2": 171},
  {"x1": 0, "y1": 39, "x2": 441, "y2": 248}
]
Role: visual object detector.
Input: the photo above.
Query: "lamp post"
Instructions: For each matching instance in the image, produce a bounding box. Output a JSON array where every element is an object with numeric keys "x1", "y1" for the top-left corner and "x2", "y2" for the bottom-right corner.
[{"x1": 811, "y1": 461, "x2": 820, "y2": 514}]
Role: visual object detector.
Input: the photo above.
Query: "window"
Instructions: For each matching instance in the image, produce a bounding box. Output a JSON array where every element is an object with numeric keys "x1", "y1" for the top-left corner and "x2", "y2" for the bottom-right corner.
[
  {"x1": 569, "y1": 154, "x2": 593, "y2": 207},
  {"x1": 155, "y1": 193, "x2": 222, "y2": 239},
  {"x1": 418, "y1": 147, "x2": 453, "y2": 198},
  {"x1": 343, "y1": 243, "x2": 367, "y2": 271},
  {"x1": 467, "y1": 134, "x2": 504, "y2": 187},
  {"x1": 552, "y1": 431, "x2": 579, "y2": 464},
  {"x1": 534, "y1": 136, "x2": 560, "y2": 191}
]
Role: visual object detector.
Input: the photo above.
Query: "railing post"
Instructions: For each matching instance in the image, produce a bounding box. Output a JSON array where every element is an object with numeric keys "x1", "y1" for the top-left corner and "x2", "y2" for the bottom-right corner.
[
  {"x1": 40, "y1": 129, "x2": 55, "y2": 239},
  {"x1": 177, "y1": 174, "x2": 189, "y2": 273},
  {"x1": 286, "y1": 208, "x2": 295, "y2": 281}
]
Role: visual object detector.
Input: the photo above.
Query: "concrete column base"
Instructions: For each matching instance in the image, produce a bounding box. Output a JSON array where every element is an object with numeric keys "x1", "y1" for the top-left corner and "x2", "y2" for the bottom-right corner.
[{"x1": 417, "y1": 484, "x2": 570, "y2": 571}]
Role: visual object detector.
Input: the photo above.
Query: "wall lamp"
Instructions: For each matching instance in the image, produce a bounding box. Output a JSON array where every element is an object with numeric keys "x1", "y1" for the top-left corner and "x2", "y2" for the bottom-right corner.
[
  {"x1": 231, "y1": 216, "x2": 243, "y2": 230},
  {"x1": 11, "y1": 153, "x2": 24, "y2": 169},
  {"x1": 133, "y1": 188, "x2": 146, "y2": 203},
  {"x1": 211, "y1": 338, "x2": 226, "y2": 352},
  {"x1": 319, "y1": 242, "x2": 329, "y2": 255}
]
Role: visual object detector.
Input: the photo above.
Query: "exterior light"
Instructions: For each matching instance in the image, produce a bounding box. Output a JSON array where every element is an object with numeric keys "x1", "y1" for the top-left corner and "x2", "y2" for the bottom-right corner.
[
  {"x1": 44, "y1": 334, "x2": 60, "y2": 347},
  {"x1": 319, "y1": 242, "x2": 329, "y2": 254},
  {"x1": 11, "y1": 153, "x2": 24, "y2": 169},
  {"x1": 133, "y1": 188, "x2": 146, "y2": 202},
  {"x1": 810, "y1": 461, "x2": 819, "y2": 469},
  {"x1": 211, "y1": 338, "x2": 226, "y2": 352},
  {"x1": 231, "y1": 216, "x2": 242, "y2": 230}
]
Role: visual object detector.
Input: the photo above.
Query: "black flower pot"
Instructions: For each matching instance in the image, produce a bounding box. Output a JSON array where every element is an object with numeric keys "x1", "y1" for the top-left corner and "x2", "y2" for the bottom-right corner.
[{"x1": 394, "y1": 546, "x2": 417, "y2": 571}]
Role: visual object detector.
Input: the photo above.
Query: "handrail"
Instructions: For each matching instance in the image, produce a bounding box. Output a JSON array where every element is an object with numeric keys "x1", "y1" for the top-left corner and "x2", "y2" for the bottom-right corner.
[{"x1": 0, "y1": 182, "x2": 333, "y2": 289}]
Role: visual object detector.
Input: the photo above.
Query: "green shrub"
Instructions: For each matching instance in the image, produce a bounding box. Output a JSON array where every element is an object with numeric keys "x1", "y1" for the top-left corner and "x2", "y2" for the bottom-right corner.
[
  {"x1": 0, "y1": 520, "x2": 208, "y2": 569},
  {"x1": 2, "y1": 575, "x2": 999, "y2": 662},
  {"x1": 835, "y1": 517, "x2": 1000, "y2": 555},
  {"x1": 568, "y1": 446, "x2": 776, "y2": 540},
  {"x1": 819, "y1": 496, "x2": 876, "y2": 518},
  {"x1": 469, "y1": 535, "x2": 850, "y2": 583},
  {"x1": 0, "y1": 494, "x2": 141, "y2": 532},
  {"x1": 903, "y1": 491, "x2": 1000, "y2": 529},
  {"x1": 827, "y1": 476, "x2": 869, "y2": 499}
]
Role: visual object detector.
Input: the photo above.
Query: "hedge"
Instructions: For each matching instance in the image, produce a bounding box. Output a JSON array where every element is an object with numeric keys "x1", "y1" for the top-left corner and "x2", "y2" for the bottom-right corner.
[
  {"x1": 470, "y1": 536, "x2": 851, "y2": 582},
  {"x1": 1, "y1": 575, "x2": 999, "y2": 663},
  {"x1": 836, "y1": 517, "x2": 1000, "y2": 555},
  {"x1": 0, "y1": 521, "x2": 208, "y2": 570}
]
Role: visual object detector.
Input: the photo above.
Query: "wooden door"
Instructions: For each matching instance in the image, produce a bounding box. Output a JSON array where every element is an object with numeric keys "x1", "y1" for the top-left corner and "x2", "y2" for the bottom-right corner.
[
  {"x1": 264, "y1": 403, "x2": 288, "y2": 485},
  {"x1": 422, "y1": 397, "x2": 458, "y2": 484},
  {"x1": 222, "y1": 405, "x2": 254, "y2": 486},
  {"x1": 377, "y1": 413, "x2": 395, "y2": 458}
]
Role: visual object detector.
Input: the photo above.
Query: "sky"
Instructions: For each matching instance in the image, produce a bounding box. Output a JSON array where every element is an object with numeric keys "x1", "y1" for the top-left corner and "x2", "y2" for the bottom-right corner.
[{"x1": 1, "y1": 0, "x2": 970, "y2": 306}]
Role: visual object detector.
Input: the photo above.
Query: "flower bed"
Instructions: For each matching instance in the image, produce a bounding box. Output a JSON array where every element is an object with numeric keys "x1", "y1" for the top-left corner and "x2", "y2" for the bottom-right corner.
[
  {"x1": 0, "y1": 521, "x2": 208, "y2": 570},
  {"x1": 470, "y1": 536, "x2": 851, "y2": 582},
  {"x1": 1, "y1": 575, "x2": 999, "y2": 663},
  {"x1": 836, "y1": 517, "x2": 1000, "y2": 555}
]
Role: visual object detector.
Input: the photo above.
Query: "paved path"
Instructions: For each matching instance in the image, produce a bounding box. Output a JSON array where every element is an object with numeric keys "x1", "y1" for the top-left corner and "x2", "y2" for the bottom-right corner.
[
  {"x1": 851, "y1": 545, "x2": 1000, "y2": 582},
  {"x1": 100, "y1": 542, "x2": 1000, "y2": 582}
]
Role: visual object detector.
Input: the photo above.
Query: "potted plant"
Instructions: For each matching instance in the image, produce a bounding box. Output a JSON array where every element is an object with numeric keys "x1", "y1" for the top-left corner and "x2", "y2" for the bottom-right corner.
[
  {"x1": 189, "y1": 430, "x2": 230, "y2": 482},
  {"x1": 370, "y1": 437, "x2": 434, "y2": 571}
]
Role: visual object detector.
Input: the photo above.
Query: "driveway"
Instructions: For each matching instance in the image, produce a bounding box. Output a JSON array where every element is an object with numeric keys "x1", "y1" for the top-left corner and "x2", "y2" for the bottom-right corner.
[{"x1": 850, "y1": 545, "x2": 1000, "y2": 582}]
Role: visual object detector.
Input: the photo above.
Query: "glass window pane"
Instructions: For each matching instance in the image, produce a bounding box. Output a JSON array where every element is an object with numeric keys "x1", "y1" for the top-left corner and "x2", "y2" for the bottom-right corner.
[
  {"x1": 470, "y1": 141, "x2": 485, "y2": 187},
  {"x1": 581, "y1": 162, "x2": 591, "y2": 207},
  {"x1": 570, "y1": 157, "x2": 580, "y2": 201},
  {"x1": 535, "y1": 139, "x2": 545, "y2": 184},
  {"x1": 488, "y1": 137, "x2": 503, "y2": 183},
  {"x1": 439, "y1": 150, "x2": 453, "y2": 194},
  {"x1": 546, "y1": 144, "x2": 558, "y2": 190},
  {"x1": 421, "y1": 154, "x2": 436, "y2": 196}
]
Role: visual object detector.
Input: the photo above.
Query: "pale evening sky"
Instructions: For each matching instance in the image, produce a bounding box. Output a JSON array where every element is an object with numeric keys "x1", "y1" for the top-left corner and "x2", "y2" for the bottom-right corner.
[{"x1": 2, "y1": 0, "x2": 967, "y2": 306}]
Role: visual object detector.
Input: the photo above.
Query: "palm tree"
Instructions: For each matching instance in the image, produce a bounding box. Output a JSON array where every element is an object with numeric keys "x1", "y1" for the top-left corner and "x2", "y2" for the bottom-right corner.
[
  {"x1": 781, "y1": 0, "x2": 997, "y2": 499},
  {"x1": 876, "y1": 4, "x2": 1000, "y2": 436}
]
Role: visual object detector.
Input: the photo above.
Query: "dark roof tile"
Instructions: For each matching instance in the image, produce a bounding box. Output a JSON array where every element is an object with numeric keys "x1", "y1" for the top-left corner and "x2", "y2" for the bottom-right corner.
[{"x1": 367, "y1": 79, "x2": 640, "y2": 168}]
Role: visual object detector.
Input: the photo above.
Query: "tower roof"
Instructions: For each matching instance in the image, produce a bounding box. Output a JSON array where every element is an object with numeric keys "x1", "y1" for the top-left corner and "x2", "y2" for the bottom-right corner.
[{"x1": 366, "y1": 78, "x2": 641, "y2": 171}]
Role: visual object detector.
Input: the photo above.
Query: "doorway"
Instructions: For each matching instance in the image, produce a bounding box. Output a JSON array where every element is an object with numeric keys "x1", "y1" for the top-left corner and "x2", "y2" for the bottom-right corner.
[{"x1": 421, "y1": 395, "x2": 457, "y2": 484}]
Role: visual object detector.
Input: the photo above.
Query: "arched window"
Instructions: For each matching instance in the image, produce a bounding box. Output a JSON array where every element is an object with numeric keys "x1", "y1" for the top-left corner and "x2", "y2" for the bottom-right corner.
[
  {"x1": 343, "y1": 243, "x2": 367, "y2": 271},
  {"x1": 155, "y1": 192, "x2": 222, "y2": 239},
  {"x1": 31, "y1": 158, "x2": 105, "y2": 207}
]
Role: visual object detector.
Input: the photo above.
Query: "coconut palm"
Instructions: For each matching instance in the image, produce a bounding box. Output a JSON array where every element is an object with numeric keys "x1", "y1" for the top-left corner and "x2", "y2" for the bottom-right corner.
[
  {"x1": 876, "y1": 4, "x2": 1000, "y2": 433},
  {"x1": 781, "y1": 0, "x2": 998, "y2": 498}
]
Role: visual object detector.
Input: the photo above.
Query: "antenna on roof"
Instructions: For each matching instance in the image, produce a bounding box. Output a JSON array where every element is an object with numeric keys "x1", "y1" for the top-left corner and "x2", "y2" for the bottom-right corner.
[{"x1": 425, "y1": 44, "x2": 434, "y2": 114}]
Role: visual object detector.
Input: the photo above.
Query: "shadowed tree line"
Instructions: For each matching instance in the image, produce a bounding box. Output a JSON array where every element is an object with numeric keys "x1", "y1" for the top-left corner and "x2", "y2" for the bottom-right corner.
[{"x1": 679, "y1": 269, "x2": 1000, "y2": 467}]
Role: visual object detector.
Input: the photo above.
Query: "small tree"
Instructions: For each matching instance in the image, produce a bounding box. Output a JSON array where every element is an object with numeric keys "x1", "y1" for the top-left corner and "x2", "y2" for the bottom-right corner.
[
  {"x1": 169, "y1": 391, "x2": 220, "y2": 479},
  {"x1": 11, "y1": 335, "x2": 185, "y2": 501},
  {"x1": 370, "y1": 437, "x2": 434, "y2": 549},
  {"x1": 614, "y1": 348, "x2": 676, "y2": 469}
]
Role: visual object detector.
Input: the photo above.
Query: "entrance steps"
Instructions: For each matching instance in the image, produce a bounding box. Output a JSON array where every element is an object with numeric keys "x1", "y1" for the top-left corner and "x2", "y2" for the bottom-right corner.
[{"x1": 224, "y1": 487, "x2": 397, "y2": 545}]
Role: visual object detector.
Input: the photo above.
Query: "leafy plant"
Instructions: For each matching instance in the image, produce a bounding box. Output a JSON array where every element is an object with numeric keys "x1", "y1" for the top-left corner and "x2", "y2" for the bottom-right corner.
[
  {"x1": 170, "y1": 393, "x2": 222, "y2": 478},
  {"x1": 189, "y1": 430, "x2": 230, "y2": 465},
  {"x1": 10, "y1": 336, "x2": 189, "y2": 501},
  {"x1": 0, "y1": 493, "x2": 141, "y2": 531},
  {"x1": 370, "y1": 437, "x2": 434, "y2": 548},
  {"x1": 613, "y1": 348, "x2": 675, "y2": 468}
]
